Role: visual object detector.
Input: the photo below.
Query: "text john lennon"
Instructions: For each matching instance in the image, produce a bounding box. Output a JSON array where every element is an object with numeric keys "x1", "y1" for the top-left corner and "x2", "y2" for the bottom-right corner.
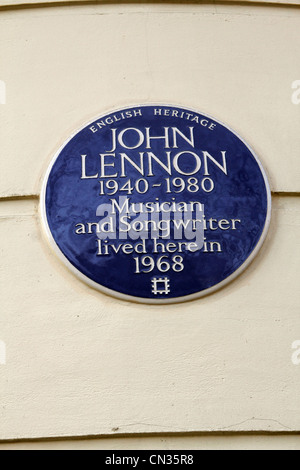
[{"x1": 81, "y1": 125, "x2": 227, "y2": 194}]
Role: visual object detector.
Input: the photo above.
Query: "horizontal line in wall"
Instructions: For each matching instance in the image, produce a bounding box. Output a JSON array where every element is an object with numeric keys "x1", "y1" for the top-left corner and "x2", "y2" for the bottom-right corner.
[
  {"x1": 0, "y1": 191, "x2": 299, "y2": 204},
  {"x1": 272, "y1": 192, "x2": 300, "y2": 197},
  {"x1": 0, "y1": 195, "x2": 39, "y2": 203},
  {"x1": 1, "y1": 0, "x2": 300, "y2": 14},
  {"x1": 0, "y1": 429, "x2": 299, "y2": 445}
]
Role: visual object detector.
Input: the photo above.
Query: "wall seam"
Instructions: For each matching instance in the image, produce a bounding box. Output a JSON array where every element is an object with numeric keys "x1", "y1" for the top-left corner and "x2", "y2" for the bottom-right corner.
[
  {"x1": 1, "y1": 0, "x2": 300, "y2": 13},
  {"x1": 0, "y1": 430, "x2": 300, "y2": 444},
  {"x1": 0, "y1": 192, "x2": 299, "y2": 204}
]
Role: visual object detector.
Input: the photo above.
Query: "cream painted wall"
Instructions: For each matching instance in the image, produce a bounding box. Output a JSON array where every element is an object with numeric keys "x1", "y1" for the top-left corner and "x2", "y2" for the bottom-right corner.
[
  {"x1": 0, "y1": 195, "x2": 299, "y2": 441},
  {"x1": 0, "y1": 4, "x2": 300, "y2": 197},
  {"x1": 0, "y1": 1, "x2": 299, "y2": 448}
]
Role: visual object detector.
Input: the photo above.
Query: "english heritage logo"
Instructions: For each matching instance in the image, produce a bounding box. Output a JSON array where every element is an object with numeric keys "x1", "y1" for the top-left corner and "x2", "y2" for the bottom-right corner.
[{"x1": 41, "y1": 105, "x2": 271, "y2": 303}]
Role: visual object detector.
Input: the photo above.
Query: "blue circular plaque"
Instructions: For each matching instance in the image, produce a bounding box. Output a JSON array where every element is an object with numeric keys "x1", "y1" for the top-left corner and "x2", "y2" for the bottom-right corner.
[{"x1": 41, "y1": 105, "x2": 271, "y2": 303}]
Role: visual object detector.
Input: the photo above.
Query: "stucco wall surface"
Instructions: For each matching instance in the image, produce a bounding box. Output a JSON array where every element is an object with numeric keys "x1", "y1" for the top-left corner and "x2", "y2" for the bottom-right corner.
[
  {"x1": 0, "y1": 197, "x2": 299, "y2": 439},
  {"x1": 0, "y1": 4, "x2": 300, "y2": 197},
  {"x1": 0, "y1": 1, "x2": 299, "y2": 445}
]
